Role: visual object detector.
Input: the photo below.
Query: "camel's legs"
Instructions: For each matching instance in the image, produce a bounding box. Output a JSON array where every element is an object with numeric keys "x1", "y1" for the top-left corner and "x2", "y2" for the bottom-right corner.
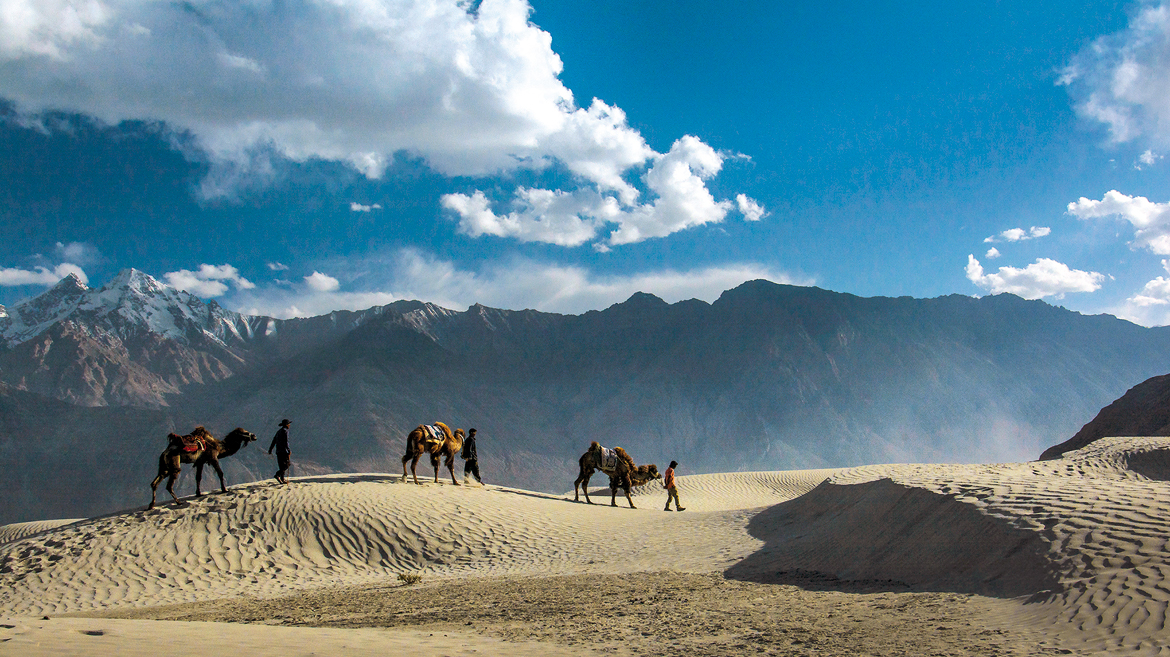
[
  {"x1": 430, "y1": 453, "x2": 441, "y2": 483},
  {"x1": 574, "y1": 470, "x2": 593, "y2": 504},
  {"x1": 194, "y1": 462, "x2": 204, "y2": 497},
  {"x1": 209, "y1": 458, "x2": 227, "y2": 492},
  {"x1": 149, "y1": 472, "x2": 164, "y2": 509},
  {"x1": 401, "y1": 452, "x2": 413, "y2": 482},
  {"x1": 610, "y1": 475, "x2": 636, "y2": 508},
  {"x1": 445, "y1": 455, "x2": 460, "y2": 485},
  {"x1": 165, "y1": 471, "x2": 180, "y2": 506},
  {"x1": 408, "y1": 454, "x2": 422, "y2": 485}
]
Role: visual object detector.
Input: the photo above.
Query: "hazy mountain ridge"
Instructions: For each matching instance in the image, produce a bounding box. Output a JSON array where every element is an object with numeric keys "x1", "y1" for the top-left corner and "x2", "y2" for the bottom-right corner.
[{"x1": 2, "y1": 272, "x2": 1169, "y2": 523}]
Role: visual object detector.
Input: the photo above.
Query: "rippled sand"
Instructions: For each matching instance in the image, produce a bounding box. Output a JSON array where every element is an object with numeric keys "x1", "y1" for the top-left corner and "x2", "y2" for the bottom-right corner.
[{"x1": 3, "y1": 438, "x2": 1170, "y2": 655}]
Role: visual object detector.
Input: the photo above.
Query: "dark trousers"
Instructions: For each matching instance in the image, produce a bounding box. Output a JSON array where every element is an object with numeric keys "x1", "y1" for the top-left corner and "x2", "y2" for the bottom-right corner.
[
  {"x1": 276, "y1": 452, "x2": 291, "y2": 480},
  {"x1": 464, "y1": 459, "x2": 481, "y2": 483}
]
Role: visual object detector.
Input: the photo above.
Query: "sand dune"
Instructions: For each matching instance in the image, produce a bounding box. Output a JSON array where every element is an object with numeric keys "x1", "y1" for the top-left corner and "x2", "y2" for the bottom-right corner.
[
  {"x1": 4, "y1": 438, "x2": 1170, "y2": 655},
  {"x1": 0, "y1": 519, "x2": 82, "y2": 547}
]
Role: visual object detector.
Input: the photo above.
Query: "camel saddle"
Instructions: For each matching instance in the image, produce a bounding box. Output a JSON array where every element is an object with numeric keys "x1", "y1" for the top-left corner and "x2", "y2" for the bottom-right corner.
[
  {"x1": 422, "y1": 424, "x2": 446, "y2": 448},
  {"x1": 599, "y1": 446, "x2": 620, "y2": 472},
  {"x1": 169, "y1": 432, "x2": 208, "y2": 454}
]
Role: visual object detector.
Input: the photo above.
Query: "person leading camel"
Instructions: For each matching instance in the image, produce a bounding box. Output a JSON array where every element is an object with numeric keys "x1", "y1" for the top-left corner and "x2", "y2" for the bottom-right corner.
[
  {"x1": 268, "y1": 419, "x2": 292, "y2": 485},
  {"x1": 663, "y1": 460, "x2": 684, "y2": 511},
  {"x1": 462, "y1": 427, "x2": 483, "y2": 486}
]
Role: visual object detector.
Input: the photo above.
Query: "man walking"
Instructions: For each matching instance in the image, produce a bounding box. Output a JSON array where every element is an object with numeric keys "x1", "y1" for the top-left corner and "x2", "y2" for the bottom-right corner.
[
  {"x1": 663, "y1": 460, "x2": 685, "y2": 511},
  {"x1": 461, "y1": 427, "x2": 483, "y2": 486},
  {"x1": 268, "y1": 418, "x2": 292, "y2": 485}
]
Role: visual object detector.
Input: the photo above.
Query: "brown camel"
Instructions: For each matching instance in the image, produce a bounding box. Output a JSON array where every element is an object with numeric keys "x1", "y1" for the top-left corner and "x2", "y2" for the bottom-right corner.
[
  {"x1": 148, "y1": 426, "x2": 257, "y2": 509},
  {"x1": 573, "y1": 441, "x2": 661, "y2": 508},
  {"x1": 401, "y1": 422, "x2": 466, "y2": 485}
]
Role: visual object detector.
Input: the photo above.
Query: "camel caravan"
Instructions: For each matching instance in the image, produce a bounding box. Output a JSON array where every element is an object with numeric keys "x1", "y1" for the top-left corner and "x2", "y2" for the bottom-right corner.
[{"x1": 147, "y1": 421, "x2": 663, "y2": 511}]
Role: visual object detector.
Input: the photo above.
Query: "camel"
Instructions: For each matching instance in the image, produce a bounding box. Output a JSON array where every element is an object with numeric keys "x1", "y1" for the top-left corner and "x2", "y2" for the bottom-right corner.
[
  {"x1": 148, "y1": 426, "x2": 257, "y2": 509},
  {"x1": 401, "y1": 422, "x2": 466, "y2": 485},
  {"x1": 573, "y1": 441, "x2": 661, "y2": 508}
]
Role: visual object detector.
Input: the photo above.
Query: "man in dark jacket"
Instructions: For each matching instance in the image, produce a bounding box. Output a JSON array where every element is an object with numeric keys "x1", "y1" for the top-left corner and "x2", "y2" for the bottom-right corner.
[
  {"x1": 461, "y1": 427, "x2": 482, "y2": 486},
  {"x1": 268, "y1": 419, "x2": 291, "y2": 485}
]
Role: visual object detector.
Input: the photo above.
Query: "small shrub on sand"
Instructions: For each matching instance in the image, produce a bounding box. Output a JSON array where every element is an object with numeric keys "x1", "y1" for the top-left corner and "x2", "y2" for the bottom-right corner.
[{"x1": 398, "y1": 572, "x2": 423, "y2": 586}]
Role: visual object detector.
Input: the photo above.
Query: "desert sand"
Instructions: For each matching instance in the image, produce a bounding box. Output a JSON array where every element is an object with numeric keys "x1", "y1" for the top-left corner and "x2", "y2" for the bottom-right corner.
[{"x1": 3, "y1": 437, "x2": 1170, "y2": 655}]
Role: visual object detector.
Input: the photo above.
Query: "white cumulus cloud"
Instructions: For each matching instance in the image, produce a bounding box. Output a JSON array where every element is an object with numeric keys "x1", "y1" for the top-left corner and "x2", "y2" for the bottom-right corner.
[
  {"x1": 985, "y1": 247, "x2": 1001, "y2": 259},
  {"x1": 164, "y1": 263, "x2": 255, "y2": 298},
  {"x1": 0, "y1": 0, "x2": 673, "y2": 197},
  {"x1": 983, "y1": 226, "x2": 1050, "y2": 243},
  {"x1": 0, "y1": 0, "x2": 750, "y2": 233},
  {"x1": 443, "y1": 135, "x2": 739, "y2": 248},
  {"x1": 0, "y1": 262, "x2": 87, "y2": 287},
  {"x1": 1061, "y1": 4, "x2": 1170, "y2": 146},
  {"x1": 350, "y1": 202, "x2": 383, "y2": 212},
  {"x1": 1067, "y1": 189, "x2": 1170, "y2": 254},
  {"x1": 965, "y1": 255, "x2": 1104, "y2": 300},
  {"x1": 1110, "y1": 259, "x2": 1170, "y2": 326},
  {"x1": 1137, "y1": 149, "x2": 1163, "y2": 169},
  {"x1": 304, "y1": 271, "x2": 340, "y2": 292},
  {"x1": 736, "y1": 194, "x2": 767, "y2": 222}
]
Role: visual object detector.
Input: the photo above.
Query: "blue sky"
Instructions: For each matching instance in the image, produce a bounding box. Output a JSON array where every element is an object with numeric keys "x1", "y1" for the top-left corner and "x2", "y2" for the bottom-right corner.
[{"x1": 3, "y1": 0, "x2": 1170, "y2": 324}]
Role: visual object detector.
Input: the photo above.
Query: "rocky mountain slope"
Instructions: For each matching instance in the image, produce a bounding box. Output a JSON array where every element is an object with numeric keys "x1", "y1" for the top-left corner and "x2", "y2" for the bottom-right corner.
[
  {"x1": 1040, "y1": 373, "x2": 1170, "y2": 459},
  {"x1": 3, "y1": 271, "x2": 1170, "y2": 523}
]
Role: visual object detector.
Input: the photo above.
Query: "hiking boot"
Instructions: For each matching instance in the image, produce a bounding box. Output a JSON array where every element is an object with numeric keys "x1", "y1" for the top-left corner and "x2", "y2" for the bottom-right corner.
[
  {"x1": 677, "y1": 507, "x2": 686, "y2": 511},
  {"x1": 663, "y1": 507, "x2": 672, "y2": 512}
]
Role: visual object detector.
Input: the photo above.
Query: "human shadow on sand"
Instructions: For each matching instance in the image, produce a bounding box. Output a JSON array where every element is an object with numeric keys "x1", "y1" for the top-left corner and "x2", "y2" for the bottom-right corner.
[{"x1": 724, "y1": 477, "x2": 1061, "y2": 599}]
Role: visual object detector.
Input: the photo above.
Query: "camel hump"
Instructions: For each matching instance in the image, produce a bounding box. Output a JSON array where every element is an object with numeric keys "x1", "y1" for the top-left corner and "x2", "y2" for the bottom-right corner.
[
  {"x1": 590, "y1": 441, "x2": 601, "y2": 450},
  {"x1": 614, "y1": 446, "x2": 637, "y2": 469}
]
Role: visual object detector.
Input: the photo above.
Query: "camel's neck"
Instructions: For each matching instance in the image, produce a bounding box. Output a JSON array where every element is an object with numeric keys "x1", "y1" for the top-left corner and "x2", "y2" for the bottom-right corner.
[{"x1": 219, "y1": 438, "x2": 244, "y2": 457}]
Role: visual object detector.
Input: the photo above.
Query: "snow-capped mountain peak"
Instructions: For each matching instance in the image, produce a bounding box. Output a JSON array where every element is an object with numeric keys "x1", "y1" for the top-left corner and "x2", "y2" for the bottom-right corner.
[{"x1": 0, "y1": 269, "x2": 255, "y2": 349}]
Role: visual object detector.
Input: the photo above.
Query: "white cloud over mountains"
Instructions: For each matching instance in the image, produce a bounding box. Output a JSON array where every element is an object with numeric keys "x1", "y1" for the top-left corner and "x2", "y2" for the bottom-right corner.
[
  {"x1": 164, "y1": 264, "x2": 254, "y2": 298},
  {"x1": 1068, "y1": 190, "x2": 1170, "y2": 255},
  {"x1": 0, "y1": 0, "x2": 755, "y2": 247},
  {"x1": 0, "y1": 262, "x2": 87, "y2": 287},
  {"x1": 1061, "y1": 3, "x2": 1170, "y2": 146},
  {"x1": 1, "y1": 0, "x2": 579, "y2": 178},
  {"x1": 443, "y1": 136, "x2": 764, "y2": 248},
  {"x1": 304, "y1": 271, "x2": 341, "y2": 293},
  {"x1": 222, "y1": 249, "x2": 808, "y2": 318},
  {"x1": 965, "y1": 255, "x2": 1104, "y2": 300}
]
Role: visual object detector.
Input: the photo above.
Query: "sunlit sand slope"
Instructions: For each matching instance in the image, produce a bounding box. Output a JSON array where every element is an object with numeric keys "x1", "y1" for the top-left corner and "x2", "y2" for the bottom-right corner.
[{"x1": 0, "y1": 469, "x2": 844, "y2": 617}]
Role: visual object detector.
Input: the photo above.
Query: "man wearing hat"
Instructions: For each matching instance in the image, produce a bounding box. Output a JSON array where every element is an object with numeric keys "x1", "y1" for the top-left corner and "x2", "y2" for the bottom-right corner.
[{"x1": 268, "y1": 419, "x2": 292, "y2": 485}]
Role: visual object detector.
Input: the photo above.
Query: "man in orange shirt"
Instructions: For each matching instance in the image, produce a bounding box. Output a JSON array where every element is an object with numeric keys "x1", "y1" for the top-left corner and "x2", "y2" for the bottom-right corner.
[{"x1": 663, "y1": 460, "x2": 685, "y2": 512}]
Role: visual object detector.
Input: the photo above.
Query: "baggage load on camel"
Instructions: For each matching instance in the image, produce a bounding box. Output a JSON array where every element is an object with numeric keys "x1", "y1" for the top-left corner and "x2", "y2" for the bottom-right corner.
[
  {"x1": 599, "y1": 446, "x2": 620, "y2": 472},
  {"x1": 422, "y1": 424, "x2": 446, "y2": 448},
  {"x1": 168, "y1": 432, "x2": 207, "y2": 454}
]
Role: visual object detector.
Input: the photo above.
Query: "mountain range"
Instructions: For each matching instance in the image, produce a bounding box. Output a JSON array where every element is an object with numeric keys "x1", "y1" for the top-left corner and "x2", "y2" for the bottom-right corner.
[{"x1": 3, "y1": 269, "x2": 1170, "y2": 524}]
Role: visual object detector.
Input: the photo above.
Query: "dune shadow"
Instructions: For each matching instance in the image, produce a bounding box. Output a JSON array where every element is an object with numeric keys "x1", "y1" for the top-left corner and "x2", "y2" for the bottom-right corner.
[
  {"x1": 724, "y1": 478, "x2": 1061, "y2": 599},
  {"x1": 1123, "y1": 448, "x2": 1170, "y2": 481}
]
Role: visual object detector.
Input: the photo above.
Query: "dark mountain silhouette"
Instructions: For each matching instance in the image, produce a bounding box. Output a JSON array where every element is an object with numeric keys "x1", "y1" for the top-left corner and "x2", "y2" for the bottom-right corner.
[
  {"x1": 1040, "y1": 373, "x2": 1170, "y2": 459},
  {"x1": 3, "y1": 271, "x2": 1170, "y2": 523}
]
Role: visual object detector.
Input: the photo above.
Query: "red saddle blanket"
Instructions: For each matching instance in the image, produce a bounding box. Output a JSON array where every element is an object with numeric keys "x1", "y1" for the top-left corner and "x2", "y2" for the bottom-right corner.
[{"x1": 169, "y1": 433, "x2": 207, "y2": 454}]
